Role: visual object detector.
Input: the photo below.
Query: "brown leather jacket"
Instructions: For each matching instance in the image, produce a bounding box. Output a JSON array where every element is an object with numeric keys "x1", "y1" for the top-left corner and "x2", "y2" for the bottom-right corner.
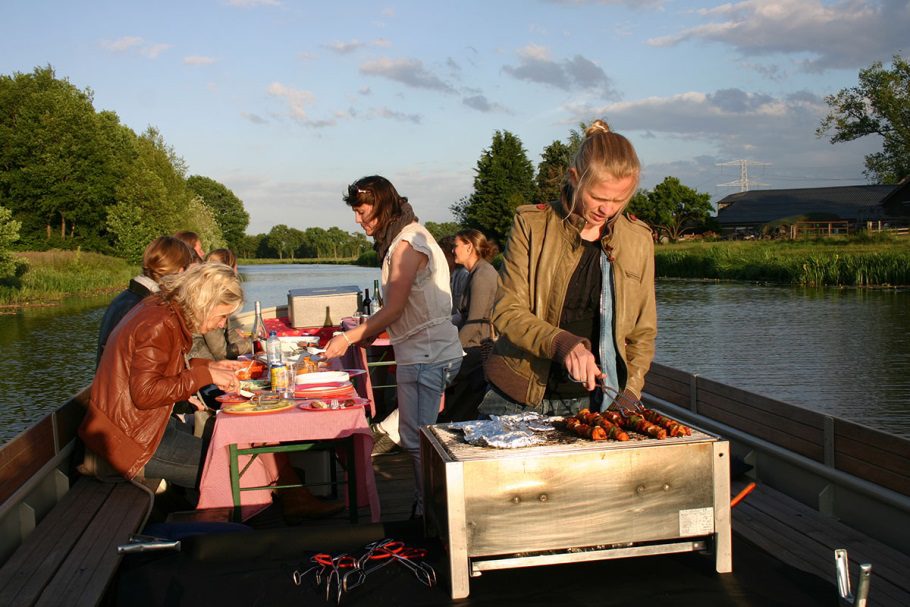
[
  {"x1": 484, "y1": 200, "x2": 657, "y2": 406},
  {"x1": 79, "y1": 297, "x2": 213, "y2": 479}
]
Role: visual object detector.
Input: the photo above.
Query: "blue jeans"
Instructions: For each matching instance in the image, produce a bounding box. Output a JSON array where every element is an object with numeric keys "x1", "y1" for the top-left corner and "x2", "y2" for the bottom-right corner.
[
  {"x1": 396, "y1": 357, "x2": 462, "y2": 515},
  {"x1": 477, "y1": 386, "x2": 590, "y2": 418},
  {"x1": 144, "y1": 417, "x2": 203, "y2": 490}
]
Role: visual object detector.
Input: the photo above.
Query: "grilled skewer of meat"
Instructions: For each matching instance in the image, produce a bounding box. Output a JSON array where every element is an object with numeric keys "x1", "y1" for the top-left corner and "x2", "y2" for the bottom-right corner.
[
  {"x1": 641, "y1": 408, "x2": 692, "y2": 437},
  {"x1": 595, "y1": 408, "x2": 668, "y2": 439},
  {"x1": 575, "y1": 409, "x2": 630, "y2": 441}
]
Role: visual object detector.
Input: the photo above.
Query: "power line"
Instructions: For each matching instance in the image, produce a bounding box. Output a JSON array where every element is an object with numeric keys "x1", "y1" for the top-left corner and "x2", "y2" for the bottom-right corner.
[{"x1": 716, "y1": 159, "x2": 770, "y2": 192}]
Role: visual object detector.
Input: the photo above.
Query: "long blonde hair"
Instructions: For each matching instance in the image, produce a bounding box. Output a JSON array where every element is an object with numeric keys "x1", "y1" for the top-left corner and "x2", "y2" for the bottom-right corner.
[
  {"x1": 566, "y1": 119, "x2": 640, "y2": 217},
  {"x1": 159, "y1": 263, "x2": 243, "y2": 333}
]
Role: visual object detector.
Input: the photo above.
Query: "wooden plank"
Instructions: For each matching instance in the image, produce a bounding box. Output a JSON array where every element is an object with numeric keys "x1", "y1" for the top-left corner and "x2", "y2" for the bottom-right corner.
[
  {"x1": 695, "y1": 401, "x2": 824, "y2": 461},
  {"x1": 648, "y1": 362, "x2": 692, "y2": 385},
  {"x1": 0, "y1": 479, "x2": 113, "y2": 607},
  {"x1": 834, "y1": 419, "x2": 910, "y2": 459},
  {"x1": 642, "y1": 375, "x2": 689, "y2": 406},
  {"x1": 0, "y1": 416, "x2": 56, "y2": 505},
  {"x1": 835, "y1": 434, "x2": 910, "y2": 473},
  {"x1": 697, "y1": 376, "x2": 826, "y2": 427},
  {"x1": 834, "y1": 451, "x2": 910, "y2": 496},
  {"x1": 53, "y1": 388, "x2": 90, "y2": 453},
  {"x1": 696, "y1": 389, "x2": 824, "y2": 445},
  {"x1": 36, "y1": 482, "x2": 151, "y2": 607}
]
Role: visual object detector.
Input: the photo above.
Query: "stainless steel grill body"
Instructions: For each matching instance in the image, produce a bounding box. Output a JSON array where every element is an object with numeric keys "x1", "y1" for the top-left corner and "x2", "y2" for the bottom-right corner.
[{"x1": 420, "y1": 424, "x2": 732, "y2": 598}]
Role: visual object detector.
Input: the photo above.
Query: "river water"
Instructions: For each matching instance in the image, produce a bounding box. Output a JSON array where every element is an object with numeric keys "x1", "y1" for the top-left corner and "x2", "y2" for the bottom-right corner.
[{"x1": 1, "y1": 265, "x2": 908, "y2": 445}]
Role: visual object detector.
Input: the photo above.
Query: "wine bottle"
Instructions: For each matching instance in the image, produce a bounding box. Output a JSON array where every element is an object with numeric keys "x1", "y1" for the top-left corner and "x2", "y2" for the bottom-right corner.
[
  {"x1": 323, "y1": 305, "x2": 333, "y2": 327},
  {"x1": 251, "y1": 301, "x2": 268, "y2": 353},
  {"x1": 362, "y1": 288, "x2": 373, "y2": 316},
  {"x1": 373, "y1": 279, "x2": 383, "y2": 308}
]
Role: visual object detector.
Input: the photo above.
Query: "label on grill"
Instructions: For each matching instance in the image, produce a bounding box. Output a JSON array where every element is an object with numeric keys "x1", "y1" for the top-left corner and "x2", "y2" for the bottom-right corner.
[{"x1": 679, "y1": 507, "x2": 714, "y2": 536}]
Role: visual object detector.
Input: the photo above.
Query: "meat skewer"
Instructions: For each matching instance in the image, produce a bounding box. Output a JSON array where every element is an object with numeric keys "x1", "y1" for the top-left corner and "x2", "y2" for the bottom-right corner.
[{"x1": 641, "y1": 407, "x2": 692, "y2": 437}]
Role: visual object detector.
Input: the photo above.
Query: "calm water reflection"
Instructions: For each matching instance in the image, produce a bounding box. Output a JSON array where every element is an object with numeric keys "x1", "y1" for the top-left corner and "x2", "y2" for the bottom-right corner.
[{"x1": 1, "y1": 265, "x2": 908, "y2": 445}]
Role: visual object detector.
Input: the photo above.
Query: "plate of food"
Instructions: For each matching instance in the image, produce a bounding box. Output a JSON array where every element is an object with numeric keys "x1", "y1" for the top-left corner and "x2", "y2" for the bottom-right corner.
[
  {"x1": 239, "y1": 378, "x2": 270, "y2": 392},
  {"x1": 221, "y1": 397, "x2": 297, "y2": 415},
  {"x1": 298, "y1": 397, "x2": 368, "y2": 412}
]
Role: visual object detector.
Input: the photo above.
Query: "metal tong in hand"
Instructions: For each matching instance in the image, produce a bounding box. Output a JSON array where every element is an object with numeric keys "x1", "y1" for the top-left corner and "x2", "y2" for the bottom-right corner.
[{"x1": 602, "y1": 384, "x2": 646, "y2": 417}]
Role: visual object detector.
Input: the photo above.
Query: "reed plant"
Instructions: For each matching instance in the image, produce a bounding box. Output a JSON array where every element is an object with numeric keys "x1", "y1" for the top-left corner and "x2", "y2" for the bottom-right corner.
[
  {"x1": 655, "y1": 238, "x2": 910, "y2": 286},
  {"x1": 0, "y1": 250, "x2": 136, "y2": 307}
]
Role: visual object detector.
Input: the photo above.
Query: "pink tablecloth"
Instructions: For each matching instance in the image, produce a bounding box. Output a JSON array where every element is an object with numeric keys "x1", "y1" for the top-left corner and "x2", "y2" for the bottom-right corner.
[{"x1": 197, "y1": 405, "x2": 380, "y2": 522}]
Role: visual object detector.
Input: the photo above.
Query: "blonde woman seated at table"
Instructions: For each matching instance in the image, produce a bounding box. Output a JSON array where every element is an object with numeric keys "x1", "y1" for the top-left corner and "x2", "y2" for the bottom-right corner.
[
  {"x1": 323, "y1": 175, "x2": 462, "y2": 519},
  {"x1": 81, "y1": 263, "x2": 248, "y2": 493}
]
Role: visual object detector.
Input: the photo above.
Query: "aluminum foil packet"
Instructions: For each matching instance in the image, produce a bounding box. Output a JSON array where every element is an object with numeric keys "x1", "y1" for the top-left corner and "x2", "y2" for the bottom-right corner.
[{"x1": 448, "y1": 412, "x2": 556, "y2": 448}]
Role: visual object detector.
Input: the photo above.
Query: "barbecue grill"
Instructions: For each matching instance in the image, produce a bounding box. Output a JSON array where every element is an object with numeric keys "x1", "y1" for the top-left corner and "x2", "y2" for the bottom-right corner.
[{"x1": 420, "y1": 421, "x2": 732, "y2": 599}]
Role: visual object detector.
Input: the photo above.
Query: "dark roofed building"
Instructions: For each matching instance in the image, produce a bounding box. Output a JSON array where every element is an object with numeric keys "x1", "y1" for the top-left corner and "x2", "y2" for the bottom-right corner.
[{"x1": 716, "y1": 182, "x2": 910, "y2": 234}]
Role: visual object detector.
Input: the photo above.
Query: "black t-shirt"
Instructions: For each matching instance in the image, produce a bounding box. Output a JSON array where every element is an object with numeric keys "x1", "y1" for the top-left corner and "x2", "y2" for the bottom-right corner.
[{"x1": 546, "y1": 239, "x2": 601, "y2": 399}]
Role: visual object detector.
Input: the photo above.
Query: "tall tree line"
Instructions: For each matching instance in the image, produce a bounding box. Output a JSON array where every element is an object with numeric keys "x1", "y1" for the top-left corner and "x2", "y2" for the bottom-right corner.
[{"x1": 0, "y1": 66, "x2": 249, "y2": 261}]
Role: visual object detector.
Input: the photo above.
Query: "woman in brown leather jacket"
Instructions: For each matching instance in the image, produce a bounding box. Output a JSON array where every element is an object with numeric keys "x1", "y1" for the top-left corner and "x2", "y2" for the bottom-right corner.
[
  {"x1": 80, "y1": 263, "x2": 245, "y2": 488},
  {"x1": 480, "y1": 120, "x2": 657, "y2": 417}
]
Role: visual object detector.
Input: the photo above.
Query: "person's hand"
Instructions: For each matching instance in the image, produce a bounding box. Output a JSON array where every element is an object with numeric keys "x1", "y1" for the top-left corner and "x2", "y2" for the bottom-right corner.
[
  {"x1": 188, "y1": 395, "x2": 207, "y2": 411},
  {"x1": 563, "y1": 342, "x2": 603, "y2": 392},
  {"x1": 322, "y1": 334, "x2": 351, "y2": 360},
  {"x1": 209, "y1": 359, "x2": 245, "y2": 392}
]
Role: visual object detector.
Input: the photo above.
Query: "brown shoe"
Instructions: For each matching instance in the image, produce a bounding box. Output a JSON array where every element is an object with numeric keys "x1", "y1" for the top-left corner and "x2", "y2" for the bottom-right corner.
[{"x1": 280, "y1": 487, "x2": 345, "y2": 522}]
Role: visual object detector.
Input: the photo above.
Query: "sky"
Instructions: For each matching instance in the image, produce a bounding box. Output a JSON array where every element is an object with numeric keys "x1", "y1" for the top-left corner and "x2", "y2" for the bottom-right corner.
[{"x1": 2, "y1": 0, "x2": 907, "y2": 234}]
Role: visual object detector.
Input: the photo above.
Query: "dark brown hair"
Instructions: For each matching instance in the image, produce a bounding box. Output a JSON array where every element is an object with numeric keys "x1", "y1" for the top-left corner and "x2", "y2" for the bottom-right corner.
[
  {"x1": 174, "y1": 230, "x2": 203, "y2": 263},
  {"x1": 455, "y1": 228, "x2": 498, "y2": 262},
  {"x1": 142, "y1": 236, "x2": 195, "y2": 283},
  {"x1": 343, "y1": 175, "x2": 408, "y2": 235}
]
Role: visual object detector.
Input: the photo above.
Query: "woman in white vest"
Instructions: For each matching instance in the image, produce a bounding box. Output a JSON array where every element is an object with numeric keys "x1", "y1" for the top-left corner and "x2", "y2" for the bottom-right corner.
[{"x1": 324, "y1": 175, "x2": 463, "y2": 518}]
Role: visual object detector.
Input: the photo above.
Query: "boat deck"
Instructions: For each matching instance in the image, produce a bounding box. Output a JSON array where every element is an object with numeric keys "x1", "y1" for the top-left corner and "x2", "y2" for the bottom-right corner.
[{"x1": 110, "y1": 451, "x2": 910, "y2": 606}]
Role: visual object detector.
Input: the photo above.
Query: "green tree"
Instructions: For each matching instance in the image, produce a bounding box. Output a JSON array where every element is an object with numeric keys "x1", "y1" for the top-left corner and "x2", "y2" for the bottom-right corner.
[
  {"x1": 452, "y1": 130, "x2": 537, "y2": 245},
  {"x1": 424, "y1": 221, "x2": 461, "y2": 242},
  {"x1": 536, "y1": 140, "x2": 571, "y2": 204},
  {"x1": 107, "y1": 127, "x2": 192, "y2": 262},
  {"x1": 186, "y1": 175, "x2": 249, "y2": 251},
  {"x1": 235, "y1": 233, "x2": 263, "y2": 259},
  {"x1": 0, "y1": 66, "x2": 133, "y2": 250},
  {"x1": 817, "y1": 54, "x2": 910, "y2": 183},
  {"x1": 0, "y1": 205, "x2": 25, "y2": 281},
  {"x1": 629, "y1": 177, "x2": 712, "y2": 242},
  {"x1": 266, "y1": 224, "x2": 304, "y2": 259},
  {"x1": 181, "y1": 195, "x2": 225, "y2": 253}
]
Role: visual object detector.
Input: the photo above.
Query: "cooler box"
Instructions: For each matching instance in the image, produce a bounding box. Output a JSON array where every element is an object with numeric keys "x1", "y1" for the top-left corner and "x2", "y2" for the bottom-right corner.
[{"x1": 287, "y1": 286, "x2": 360, "y2": 328}]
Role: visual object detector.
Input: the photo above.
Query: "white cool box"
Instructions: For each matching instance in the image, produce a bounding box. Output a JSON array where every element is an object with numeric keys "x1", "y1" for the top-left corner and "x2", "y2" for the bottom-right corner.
[{"x1": 287, "y1": 285, "x2": 361, "y2": 328}]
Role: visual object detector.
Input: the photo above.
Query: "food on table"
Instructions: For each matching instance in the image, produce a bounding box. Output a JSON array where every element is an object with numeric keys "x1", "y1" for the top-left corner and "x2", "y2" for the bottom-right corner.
[
  {"x1": 297, "y1": 356, "x2": 320, "y2": 374},
  {"x1": 309, "y1": 400, "x2": 330, "y2": 409}
]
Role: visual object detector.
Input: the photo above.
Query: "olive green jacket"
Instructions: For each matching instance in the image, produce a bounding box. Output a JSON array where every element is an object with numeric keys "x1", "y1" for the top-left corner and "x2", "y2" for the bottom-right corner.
[{"x1": 484, "y1": 200, "x2": 657, "y2": 406}]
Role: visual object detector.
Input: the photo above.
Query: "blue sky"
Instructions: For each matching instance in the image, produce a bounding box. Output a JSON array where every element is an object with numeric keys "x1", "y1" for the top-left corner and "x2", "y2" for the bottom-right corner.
[{"x1": 2, "y1": 0, "x2": 907, "y2": 234}]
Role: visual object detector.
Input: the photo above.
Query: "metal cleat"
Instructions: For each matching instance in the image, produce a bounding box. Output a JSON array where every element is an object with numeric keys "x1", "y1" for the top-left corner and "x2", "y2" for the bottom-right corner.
[{"x1": 835, "y1": 548, "x2": 871, "y2": 607}]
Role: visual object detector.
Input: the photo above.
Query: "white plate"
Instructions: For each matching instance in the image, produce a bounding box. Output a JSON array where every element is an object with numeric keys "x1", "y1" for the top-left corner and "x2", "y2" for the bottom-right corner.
[{"x1": 295, "y1": 371, "x2": 350, "y2": 385}]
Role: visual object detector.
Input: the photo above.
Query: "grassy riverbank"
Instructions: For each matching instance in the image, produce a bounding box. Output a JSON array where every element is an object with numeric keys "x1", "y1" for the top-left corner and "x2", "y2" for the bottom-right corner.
[
  {"x1": 0, "y1": 250, "x2": 136, "y2": 307},
  {"x1": 655, "y1": 237, "x2": 910, "y2": 286}
]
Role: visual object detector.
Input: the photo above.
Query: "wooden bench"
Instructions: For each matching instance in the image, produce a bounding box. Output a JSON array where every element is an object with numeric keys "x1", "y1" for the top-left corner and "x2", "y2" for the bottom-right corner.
[{"x1": 0, "y1": 388, "x2": 154, "y2": 607}]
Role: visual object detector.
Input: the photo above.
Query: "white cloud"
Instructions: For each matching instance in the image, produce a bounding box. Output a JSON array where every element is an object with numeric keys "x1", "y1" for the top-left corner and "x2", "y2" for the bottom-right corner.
[
  {"x1": 184, "y1": 55, "x2": 216, "y2": 65},
  {"x1": 360, "y1": 57, "x2": 456, "y2": 93},
  {"x1": 267, "y1": 82, "x2": 316, "y2": 120},
  {"x1": 649, "y1": 0, "x2": 909, "y2": 71},
  {"x1": 101, "y1": 36, "x2": 143, "y2": 52},
  {"x1": 502, "y1": 45, "x2": 619, "y2": 99},
  {"x1": 100, "y1": 36, "x2": 171, "y2": 59}
]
